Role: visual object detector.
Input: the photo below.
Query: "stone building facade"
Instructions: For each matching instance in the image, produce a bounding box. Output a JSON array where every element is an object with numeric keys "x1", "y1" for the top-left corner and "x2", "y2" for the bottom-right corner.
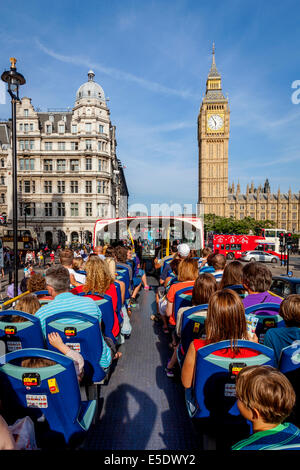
[
  {"x1": 198, "y1": 47, "x2": 300, "y2": 232},
  {"x1": 0, "y1": 71, "x2": 129, "y2": 247}
]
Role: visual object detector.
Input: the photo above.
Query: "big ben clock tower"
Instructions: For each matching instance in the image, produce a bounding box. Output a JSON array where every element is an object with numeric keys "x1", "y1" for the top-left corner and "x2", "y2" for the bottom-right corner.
[{"x1": 198, "y1": 44, "x2": 230, "y2": 216}]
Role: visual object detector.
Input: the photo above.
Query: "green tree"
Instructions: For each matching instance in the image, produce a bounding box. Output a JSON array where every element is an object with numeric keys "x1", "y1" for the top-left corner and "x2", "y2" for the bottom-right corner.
[{"x1": 204, "y1": 214, "x2": 275, "y2": 236}]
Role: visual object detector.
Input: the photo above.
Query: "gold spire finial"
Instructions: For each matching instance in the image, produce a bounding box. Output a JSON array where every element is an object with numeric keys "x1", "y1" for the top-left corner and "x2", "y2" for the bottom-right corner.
[{"x1": 10, "y1": 57, "x2": 17, "y2": 69}]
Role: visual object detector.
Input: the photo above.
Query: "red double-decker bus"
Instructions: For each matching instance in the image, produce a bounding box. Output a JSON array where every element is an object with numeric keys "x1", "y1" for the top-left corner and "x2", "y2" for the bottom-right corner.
[{"x1": 213, "y1": 234, "x2": 286, "y2": 260}]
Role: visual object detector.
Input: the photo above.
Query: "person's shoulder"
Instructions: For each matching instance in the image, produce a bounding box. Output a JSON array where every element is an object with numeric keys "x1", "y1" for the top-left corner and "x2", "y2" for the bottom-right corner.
[{"x1": 267, "y1": 290, "x2": 284, "y2": 301}]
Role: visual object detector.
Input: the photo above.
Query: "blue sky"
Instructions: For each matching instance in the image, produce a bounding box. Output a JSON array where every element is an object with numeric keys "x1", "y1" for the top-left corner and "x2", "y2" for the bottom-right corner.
[{"x1": 0, "y1": 0, "x2": 300, "y2": 211}]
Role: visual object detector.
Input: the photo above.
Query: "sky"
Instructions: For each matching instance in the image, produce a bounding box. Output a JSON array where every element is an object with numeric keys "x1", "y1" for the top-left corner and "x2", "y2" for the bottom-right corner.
[{"x1": 0, "y1": 0, "x2": 300, "y2": 213}]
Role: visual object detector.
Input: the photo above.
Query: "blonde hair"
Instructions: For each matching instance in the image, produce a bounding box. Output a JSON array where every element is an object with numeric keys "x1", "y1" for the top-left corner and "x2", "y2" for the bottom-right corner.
[
  {"x1": 13, "y1": 294, "x2": 41, "y2": 322},
  {"x1": 83, "y1": 256, "x2": 112, "y2": 294},
  {"x1": 178, "y1": 259, "x2": 199, "y2": 282},
  {"x1": 105, "y1": 257, "x2": 116, "y2": 282},
  {"x1": 72, "y1": 257, "x2": 84, "y2": 271}
]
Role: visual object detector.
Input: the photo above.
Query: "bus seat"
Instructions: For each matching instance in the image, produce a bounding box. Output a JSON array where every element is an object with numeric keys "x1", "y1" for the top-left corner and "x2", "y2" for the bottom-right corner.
[
  {"x1": 192, "y1": 340, "x2": 275, "y2": 422},
  {"x1": 0, "y1": 348, "x2": 96, "y2": 446},
  {"x1": 44, "y1": 312, "x2": 106, "y2": 384},
  {"x1": 174, "y1": 287, "x2": 193, "y2": 322},
  {"x1": 279, "y1": 344, "x2": 300, "y2": 374},
  {"x1": 0, "y1": 310, "x2": 45, "y2": 352},
  {"x1": 178, "y1": 305, "x2": 208, "y2": 365},
  {"x1": 76, "y1": 292, "x2": 119, "y2": 343},
  {"x1": 223, "y1": 284, "x2": 246, "y2": 298},
  {"x1": 116, "y1": 265, "x2": 131, "y2": 299},
  {"x1": 245, "y1": 303, "x2": 285, "y2": 344},
  {"x1": 33, "y1": 290, "x2": 53, "y2": 306},
  {"x1": 114, "y1": 282, "x2": 123, "y2": 327}
]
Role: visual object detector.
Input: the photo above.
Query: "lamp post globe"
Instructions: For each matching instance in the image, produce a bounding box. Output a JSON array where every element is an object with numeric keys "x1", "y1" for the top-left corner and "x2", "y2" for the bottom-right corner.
[{"x1": 1, "y1": 58, "x2": 26, "y2": 297}]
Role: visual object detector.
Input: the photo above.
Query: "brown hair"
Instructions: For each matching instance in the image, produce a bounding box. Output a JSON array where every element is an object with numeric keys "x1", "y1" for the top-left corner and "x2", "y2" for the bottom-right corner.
[
  {"x1": 114, "y1": 246, "x2": 128, "y2": 264},
  {"x1": 279, "y1": 294, "x2": 300, "y2": 327},
  {"x1": 21, "y1": 357, "x2": 56, "y2": 368},
  {"x1": 27, "y1": 273, "x2": 47, "y2": 293},
  {"x1": 105, "y1": 246, "x2": 116, "y2": 259},
  {"x1": 177, "y1": 258, "x2": 199, "y2": 282},
  {"x1": 83, "y1": 256, "x2": 112, "y2": 294},
  {"x1": 192, "y1": 273, "x2": 217, "y2": 306},
  {"x1": 59, "y1": 248, "x2": 74, "y2": 267},
  {"x1": 236, "y1": 365, "x2": 296, "y2": 424},
  {"x1": 14, "y1": 294, "x2": 41, "y2": 320},
  {"x1": 169, "y1": 257, "x2": 182, "y2": 276},
  {"x1": 72, "y1": 257, "x2": 84, "y2": 271},
  {"x1": 205, "y1": 289, "x2": 248, "y2": 351},
  {"x1": 201, "y1": 247, "x2": 212, "y2": 258},
  {"x1": 242, "y1": 262, "x2": 272, "y2": 292},
  {"x1": 211, "y1": 253, "x2": 226, "y2": 271},
  {"x1": 219, "y1": 260, "x2": 243, "y2": 289}
]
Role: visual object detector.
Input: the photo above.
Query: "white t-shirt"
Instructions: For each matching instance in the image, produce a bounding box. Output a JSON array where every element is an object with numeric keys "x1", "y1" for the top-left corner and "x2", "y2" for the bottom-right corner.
[{"x1": 68, "y1": 268, "x2": 86, "y2": 285}]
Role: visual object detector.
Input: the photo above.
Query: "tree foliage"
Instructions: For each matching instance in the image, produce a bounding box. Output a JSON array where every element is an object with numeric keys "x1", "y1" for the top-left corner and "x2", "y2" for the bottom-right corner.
[{"x1": 204, "y1": 214, "x2": 276, "y2": 235}]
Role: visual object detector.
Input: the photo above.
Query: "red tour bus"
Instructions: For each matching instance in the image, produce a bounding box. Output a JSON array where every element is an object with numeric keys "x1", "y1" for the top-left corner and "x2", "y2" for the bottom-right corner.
[{"x1": 213, "y1": 234, "x2": 287, "y2": 260}]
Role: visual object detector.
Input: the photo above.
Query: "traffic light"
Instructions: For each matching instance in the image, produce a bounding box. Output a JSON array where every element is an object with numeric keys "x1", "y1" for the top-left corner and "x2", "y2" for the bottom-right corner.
[
  {"x1": 279, "y1": 232, "x2": 285, "y2": 246},
  {"x1": 285, "y1": 232, "x2": 292, "y2": 250}
]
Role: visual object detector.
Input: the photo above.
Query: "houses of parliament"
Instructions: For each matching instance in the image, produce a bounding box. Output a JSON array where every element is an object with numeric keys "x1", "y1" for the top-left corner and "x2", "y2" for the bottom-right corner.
[{"x1": 198, "y1": 45, "x2": 300, "y2": 232}]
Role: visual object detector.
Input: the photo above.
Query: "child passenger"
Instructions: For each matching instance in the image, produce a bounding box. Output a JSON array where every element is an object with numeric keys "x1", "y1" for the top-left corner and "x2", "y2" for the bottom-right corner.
[{"x1": 232, "y1": 365, "x2": 300, "y2": 450}]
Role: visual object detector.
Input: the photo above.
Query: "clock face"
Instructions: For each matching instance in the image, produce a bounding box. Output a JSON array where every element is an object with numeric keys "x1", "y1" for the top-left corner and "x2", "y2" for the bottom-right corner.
[{"x1": 207, "y1": 114, "x2": 224, "y2": 131}]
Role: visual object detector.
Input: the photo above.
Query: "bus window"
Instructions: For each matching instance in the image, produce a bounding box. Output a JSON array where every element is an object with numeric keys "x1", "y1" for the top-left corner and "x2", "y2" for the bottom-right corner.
[
  {"x1": 225, "y1": 244, "x2": 230, "y2": 250},
  {"x1": 221, "y1": 244, "x2": 224, "y2": 250},
  {"x1": 230, "y1": 244, "x2": 242, "y2": 251},
  {"x1": 265, "y1": 230, "x2": 276, "y2": 238}
]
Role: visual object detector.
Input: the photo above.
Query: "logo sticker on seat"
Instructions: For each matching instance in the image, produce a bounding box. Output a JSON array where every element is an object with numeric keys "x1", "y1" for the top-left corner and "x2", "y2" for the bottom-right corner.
[
  {"x1": 22, "y1": 373, "x2": 41, "y2": 387},
  {"x1": 64, "y1": 327, "x2": 77, "y2": 337},
  {"x1": 26, "y1": 394, "x2": 48, "y2": 408},
  {"x1": 4, "y1": 326, "x2": 16, "y2": 335}
]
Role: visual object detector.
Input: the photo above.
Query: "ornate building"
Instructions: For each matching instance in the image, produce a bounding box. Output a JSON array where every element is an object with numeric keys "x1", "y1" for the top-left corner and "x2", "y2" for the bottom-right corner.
[
  {"x1": 198, "y1": 46, "x2": 300, "y2": 232},
  {"x1": 0, "y1": 71, "x2": 129, "y2": 247}
]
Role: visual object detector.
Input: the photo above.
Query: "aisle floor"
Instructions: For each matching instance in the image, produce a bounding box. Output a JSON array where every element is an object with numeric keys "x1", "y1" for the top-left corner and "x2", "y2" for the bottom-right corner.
[{"x1": 82, "y1": 280, "x2": 201, "y2": 450}]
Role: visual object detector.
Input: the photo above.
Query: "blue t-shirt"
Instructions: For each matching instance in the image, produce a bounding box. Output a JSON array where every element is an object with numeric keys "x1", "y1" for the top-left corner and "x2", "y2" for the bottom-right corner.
[
  {"x1": 232, "y1": 422, "x2": 300, "y2": 450},
  {"x1": 264, "y1": 327, "x2": 300, "y2": 366}
]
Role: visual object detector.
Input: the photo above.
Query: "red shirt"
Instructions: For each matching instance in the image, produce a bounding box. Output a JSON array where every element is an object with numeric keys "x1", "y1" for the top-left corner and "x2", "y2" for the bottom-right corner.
[
  {"x1": 71, "y1": 283, "x2": 119, "y2": 337},
  {"x1": 194, "y1": 338, "x2": 260, "y2": 358}
]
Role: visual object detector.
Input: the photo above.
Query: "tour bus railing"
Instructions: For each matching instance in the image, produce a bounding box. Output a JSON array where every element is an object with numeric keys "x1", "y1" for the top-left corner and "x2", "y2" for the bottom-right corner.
[{"x1": 0, "y1": 291, "x2": 30, "y2": 310}]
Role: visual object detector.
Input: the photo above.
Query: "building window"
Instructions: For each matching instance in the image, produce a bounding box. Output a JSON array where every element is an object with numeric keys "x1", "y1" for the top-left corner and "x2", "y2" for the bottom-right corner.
[
  {"x1": 86, "y1": 181, "x2": 92, "y2": 193},
  {"x1": 44, "y1": 159, "x2": 53, "y2": 172},
  {"x1": 24, "y1": 109, "x2": 29, "y2": 117},
  {"x1": 97, "y1": 203, "x2": 108, "y2": 217},
  {"x1": 30, "y1": 123, "x2": 34, "y2": 131},
  {"x1": 86, "y1": 202, "x2": 92, "y2": 217},
  {"x1": 24, "y1": 123, "x2": 29, "y2": 133},
  {"x1": 58, "y1": 142, "x2": 65, "y2": 151},
  {"x1": 85, "y1": 140, "x2": 92, "y2": 150},
  {"x1": 49, "y1": 115, "x2": 54, "y2": 122},
  {"x1": 24, "y1": 181, "x2": 31, "y2": 193},
  {"x1": 85, "y1": 123, "x2": 92, "y2": 133},
  {"x1": 85, "y1": 158, "x2": 92, "y2": 170},
  {"x1": 19, "y1": 140, "x2": 24, "y2": 151},
  {"x1": 44, "y1": 181, "x2": 52, "y2": 193},
  {"x1": 70, "y1": 202, "x2": 79, "y2": 216},
  {"x1": 250, "y1": 212, "x2": 255, "y2": 218},
  {"x1": 292, "y1": 212, "x2": 297, "y2": 220},
  {"x1": 58, "y1": 124, "x2": 65, "y2": 134},
  {"x1": 98, "y1": 159, "x2": 107, "y2": 171},
  {"x1": 271, "y1": 213, "x2": 276, "y2": 219},
  {"x1": 70, "y1": 181, "x2": 79, "y2": 193},
  {"x1": 19, "y1": 123, "x2": 23, "y2": 132},
  {"x1": 261, "y1": 213, "x2": 265, "y2": 219},
  {"x1": 261, "y1": 205, "x2": 265, "y2": 210},
  {"x1": 292, "y1": 205, "x2": 297, "y2": 210},
  {"x1": 282, "y1": 212, "x2": 286, "y2": 220},
  {"x1": 0, "y1": 193, "x2": 5, "y2": 203},
  {"x1": 57, "y1": 159, "x2": 66, "y2": 171},
  {"x1": 99, "y1": 124, "x2": 104, "y2": 134},
  {"x1": 0, "y1": 176, "x2": 4, "y2": 185},
  {"x1": 57, "y1": 181, "x2": 65, "y2": 193},
  {"x1": 29, "y1": 159, "x2": 35, "y2": 170},
  {"x1": 44, "y1": 203, "x2": 53, "y2": 217},
  {"x1": 71, "y1": 142, "x2": 79, "y2": 150},
  {"x1": 30, "y1": 140, "x2": 34, "y2": 150},
  {"x1": 70, "y1": 159, "x2": 79, "y2": 171},
  {"x1": 71, "y1": 124, "x2": 77, "y2": 134},
  {"x1": 46, "y1": 124, "x2": 52, "y2": 134},
  {"x1": 240, "y1": 205, "x2": 244, "y2": 210},
  {"x1": 1, "y1": 159, "x2": 4, "y2": 168},
  {"x1": 32, "y1": 180, "x2": 35, "y2": 193},
  {"x1": 97, "y1": 180, "x2": 107, "y2": 194},
  {"x1": 45, "y1": 142, "x2": 53, "y2": 151},
  {"x1": 240, "y1": 213, "x2": 244, "y2": 219},
  {"x1": 57, "y1": 202, "x2": 65, "y2": 217}
]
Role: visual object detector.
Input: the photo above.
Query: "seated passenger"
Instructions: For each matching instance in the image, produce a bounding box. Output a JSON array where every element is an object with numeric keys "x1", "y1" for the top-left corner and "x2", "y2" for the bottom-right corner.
[
  {"x1": 27, "y1": 273, "x2": 53, "y2": 300},
  {"x1": 71, "y1": 257, "x2": 121, "y2": 358},
  {"x1": 165, "y1": 258, "x2": 199, "y2": 331},
  {"x1": 127, "y1": 248, "x2": 150, "y2": 300},
  {"x1": 114, "y1": 245, "x2": 133, "y2": 281},
  {"x1": 232, "y1": 365, "x2": 300, "y2": 450},
  {"x1": 0, "y1": 415, "x2": 15, "y2": 450},
  {"x1": 181, "y1": 289, "x2": 259, "y2": 388},
  {"x1": 264, "y1": 294, "x2": 300, "y2": 366},
  {"x1": 242, "y1": 262, "x2": 283, "y2": 313},
  {"x1": 59, "y1": 249, "x2": 86, "y2": 287},
  {"x1": 47, "y1": 331, "x2": 84, "y2": 381},
  {"x1": 93, "y1": 245, "x2": 106, "y2": 260},
  {"x1": 198, "y1": 247, "x2": 212, "y2": 270},
  {"x1": 210, "y1": 253, "x2": 226, "y2": 282},
  {"x1": 72, "y1": 256, "x2": 85, "y2": 275},
  {"x1": 219, "y1": 260, "x2": 246, "y2": 296},
  {"x1": 155, "y1": 244, "x2": 178, "y2": 283},
  {"x1": 199, "y1": 252, "x2": 215, "y2": 274},
  {"x1": 11, "y1": 293, "x2": 41, "y2": 322},
  {"x1": 105, "y1": 253, "x2": 126, "y2": 305},
  {"x1": 35, "y1": 265, "x2": 112, "y2": 370}
]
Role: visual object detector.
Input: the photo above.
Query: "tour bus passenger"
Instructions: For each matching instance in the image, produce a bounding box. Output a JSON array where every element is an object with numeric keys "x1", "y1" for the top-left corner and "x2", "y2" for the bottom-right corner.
[
  {"x1": 181, "y1": 289, "x2": 259, "y2": 388},
  {"x1": 94, "y1": 245, "x2": 106, "y2": 260},
  {"x1": 59, "y1": 249, "x2": 86, "y2": 287},
  {"x1": 219, "y1": 260, "x2": 246, "y2": 296},
  {"x1": 232, "y1": 365, "x2": 300, "y2": 450},
  {"x1": 0, "y1": 415, "x2": 15, "y2": 450},
  {"x1": 114, "y1": 246, "x2": 133, "y2": 282},
  {"x1": 35, "y1": 265, "x2": 112, "y2": 370},
  {"x1": 242, "y1": 262, "x2": 283, "y2": 313},
  {"x1": 210, "y1": 253, "x2": 226, "y2": 282},
  {"x1": 264, "y1": 294, "x2": 300, "y2": 365},
  {"x1": 27, "y1": 273, "x2": 53, "y2": 301}
]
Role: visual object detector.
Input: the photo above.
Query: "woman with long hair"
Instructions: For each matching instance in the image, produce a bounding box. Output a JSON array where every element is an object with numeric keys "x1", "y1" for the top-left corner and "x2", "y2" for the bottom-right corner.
[
  {"x1": 181, "y1": 289, "x2": 259, "y2": 389},
  {"x1": 219, "y1": 260, "x2": 245, "y2": 294}
]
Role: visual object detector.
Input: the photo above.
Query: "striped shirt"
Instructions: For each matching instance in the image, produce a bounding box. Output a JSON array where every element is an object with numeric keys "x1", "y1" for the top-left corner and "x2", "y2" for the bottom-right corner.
[
  {"x1": 35, "y1": 292, "x2": 111, "y2": 369},
  {"x1": 232, "y1": 422, "x2": 300, "y2": 450}
]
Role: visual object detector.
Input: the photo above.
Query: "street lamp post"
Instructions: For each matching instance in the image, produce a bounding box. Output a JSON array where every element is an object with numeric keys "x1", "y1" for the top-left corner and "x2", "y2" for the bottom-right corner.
[{"x1": 1, "y1": 58, "x2": 25, "y2": 297}]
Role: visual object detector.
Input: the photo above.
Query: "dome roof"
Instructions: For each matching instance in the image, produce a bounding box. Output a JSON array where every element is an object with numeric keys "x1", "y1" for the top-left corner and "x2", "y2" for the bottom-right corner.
[{"x1": 76, "y1": 71, "x2": 105, "y2": 103}]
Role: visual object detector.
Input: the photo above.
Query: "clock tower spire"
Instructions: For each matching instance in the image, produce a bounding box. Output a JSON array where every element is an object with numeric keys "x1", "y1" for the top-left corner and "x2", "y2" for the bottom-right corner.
[{"x1": 198, "y1": 44, "x2": 230, "y2": 217}]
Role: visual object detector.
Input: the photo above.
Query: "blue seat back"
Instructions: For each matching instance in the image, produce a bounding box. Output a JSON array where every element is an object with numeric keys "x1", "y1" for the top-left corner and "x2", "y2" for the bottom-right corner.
[
  {"x1": 174, "y1": 286, "x2": 193, "y2": 322},
  {"x1": 245, "y1": 303, "x2": 285, "y2": 344},
  {"x1": 116, "y1": 265, "x2": 130, "y2": 299},
  {"x1": 33, "y1": 290, "x2": 53, "y2": 306},
  {"x1": 193, "y1": 340, "x2": 275, "y2": 420},
  {"x1": 114, "y1": 282, "x2": 123, "y2": 327},
  {"x1": 0, "y1": 348, "x2": 96, "y2": 444},
  {"x1": 279, "y1": 344, "x2": 300, "y2": 374},
  {"x1": 77, "y1": 292, "x2": 117, "y2": 343},
  {"x1": 180, "y1": 305, "x2": 208, "y2": 356},
  {"x1": 0, "y1": 310, "x2": 45, "y2": 352},
  {"x1": 45, "y1": 312, "x2": 106, "y2": 383},
  {"x1": 224, "y1": 284, "x2": 246, "y2": 298}
]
